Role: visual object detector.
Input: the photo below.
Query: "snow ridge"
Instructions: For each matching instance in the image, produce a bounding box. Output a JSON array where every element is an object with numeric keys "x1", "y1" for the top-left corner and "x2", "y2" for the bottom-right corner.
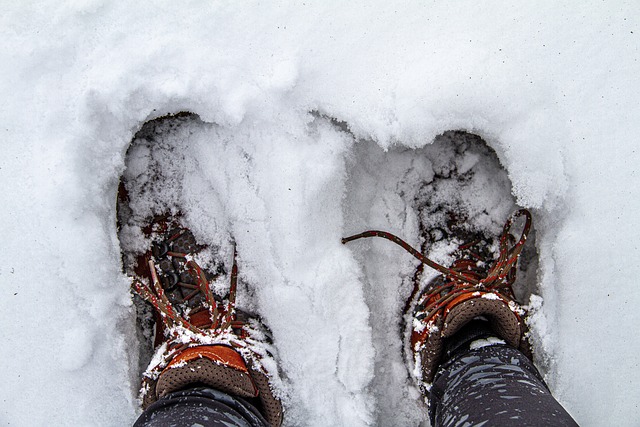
[{"x1": 2, "y1": 3, "x2": 639, "y2": 425}]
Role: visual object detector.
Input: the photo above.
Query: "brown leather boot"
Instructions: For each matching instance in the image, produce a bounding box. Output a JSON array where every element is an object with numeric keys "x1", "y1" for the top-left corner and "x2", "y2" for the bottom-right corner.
[
  {"x1": 117, "y1": 114, "x2": 283, "y2": 426},
  {"x1": 343, "y1": 209, "x2": 533, "y2": 392},
  {"x1": 128, "y1": 216, "x2": 283, "y2": 426}
]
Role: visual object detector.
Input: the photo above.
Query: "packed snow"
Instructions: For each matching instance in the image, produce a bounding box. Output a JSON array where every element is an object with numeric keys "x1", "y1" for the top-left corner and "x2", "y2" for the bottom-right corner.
[{"x1": 1, "y1": 1, "x2": 639, "y2": 426}]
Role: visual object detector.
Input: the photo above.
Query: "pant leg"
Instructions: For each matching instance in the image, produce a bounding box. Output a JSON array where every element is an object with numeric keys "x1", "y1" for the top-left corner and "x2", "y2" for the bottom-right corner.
[
  {"x1": 429, "y1": 343, "x2": 579, "y2": 427},
  {"x1": 133, "y1": 387, "x2": 269, "y2": 427}
]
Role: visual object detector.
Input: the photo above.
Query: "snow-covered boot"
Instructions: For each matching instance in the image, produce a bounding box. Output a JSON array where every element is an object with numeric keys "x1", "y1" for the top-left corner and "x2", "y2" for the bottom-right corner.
[
  {"x1": 342, "y1": 209, "x2": 532, "y2": 390},
  {"x1": 126, "y1": 214, "x2": 283, "y2": 426},
  {"x1": 407, "y1": 209, "x2": 533, "y2": 387},
  {"x1": 116, "y1": 114, "x2": 283, "y2": 426}
]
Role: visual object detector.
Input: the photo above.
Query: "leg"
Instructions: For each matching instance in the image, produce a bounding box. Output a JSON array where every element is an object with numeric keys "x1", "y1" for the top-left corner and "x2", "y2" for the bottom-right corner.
[
  {"x1": 429, "y1": 322, "x2": 578, "y2": 426},
  {"x1": 134, "y1": 387, "x2": 268, "y2": 427}
]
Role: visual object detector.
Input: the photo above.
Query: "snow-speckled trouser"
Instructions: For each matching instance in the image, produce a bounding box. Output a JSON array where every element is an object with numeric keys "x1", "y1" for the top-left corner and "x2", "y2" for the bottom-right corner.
[
  {"x1": 429, "y1": 343, "x2": 579, "y2": 426},
  {"x1": 133, "y1": 347, "x2": 578, "y2": 427},
  {"x1": 133, "y1": 387, "x2": 268, "y2": 427}
]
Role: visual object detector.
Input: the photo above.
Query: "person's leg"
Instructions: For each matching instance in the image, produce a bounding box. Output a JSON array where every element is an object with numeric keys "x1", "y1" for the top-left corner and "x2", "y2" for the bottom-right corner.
[
  {"x1": 428, "y1": 320, "x2": 578, "y2": 427},
  {"x1": 133, "y1": 387, "x2": 268, "y2": 427}
]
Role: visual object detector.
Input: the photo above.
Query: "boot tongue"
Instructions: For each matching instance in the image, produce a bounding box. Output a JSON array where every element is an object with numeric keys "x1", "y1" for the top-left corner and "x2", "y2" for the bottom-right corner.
[{"x1": 188, "y1": 309, "x2": 215, "y2": 328}]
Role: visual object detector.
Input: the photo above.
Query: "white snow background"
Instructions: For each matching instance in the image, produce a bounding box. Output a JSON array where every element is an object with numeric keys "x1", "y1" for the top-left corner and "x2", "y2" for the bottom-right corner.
[{"x1": 1, "y1": 1, "x2": 639, "y2": 426}]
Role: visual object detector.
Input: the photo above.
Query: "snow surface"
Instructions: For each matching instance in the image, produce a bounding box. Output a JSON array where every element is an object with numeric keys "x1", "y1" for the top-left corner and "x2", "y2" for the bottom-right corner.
[{"x1": 1, "y1": 1, "x2": 639, "y2": 426}]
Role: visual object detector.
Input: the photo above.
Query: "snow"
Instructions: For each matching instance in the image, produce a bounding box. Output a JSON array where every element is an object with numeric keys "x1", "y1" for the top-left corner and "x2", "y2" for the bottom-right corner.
[
  {"x1": 1, "y1": 1, "x2": 639, "y2": 426},
  {"x1": 469, "y1": 337, "x2": 506, "y2": 351}
]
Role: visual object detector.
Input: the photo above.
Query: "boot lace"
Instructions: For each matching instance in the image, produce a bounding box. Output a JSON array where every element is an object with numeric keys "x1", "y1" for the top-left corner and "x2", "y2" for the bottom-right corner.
[
  {"x1": 342, "y1": 209, "x2": 532, "y2": 324},
  {"x1": 132, "y1": 228, "x2": 246, "y2": 351}
]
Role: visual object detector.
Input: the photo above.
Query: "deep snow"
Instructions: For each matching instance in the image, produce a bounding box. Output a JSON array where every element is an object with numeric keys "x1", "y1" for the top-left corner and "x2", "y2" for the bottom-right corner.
[{"x1": 1, "y1": 1, "x2": 639, "y2": 426}]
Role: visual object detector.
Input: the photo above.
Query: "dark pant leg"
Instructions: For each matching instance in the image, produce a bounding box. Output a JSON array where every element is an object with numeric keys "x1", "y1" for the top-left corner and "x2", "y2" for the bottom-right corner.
[
  {"x1": 133, "y1": 387, "x2": 269, "y2": 427},
  {"x1": 429, "y1": 344, "x2": 578, "y2": 427}
]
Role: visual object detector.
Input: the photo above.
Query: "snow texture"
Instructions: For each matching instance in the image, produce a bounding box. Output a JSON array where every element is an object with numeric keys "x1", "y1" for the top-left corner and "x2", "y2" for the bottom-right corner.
[{"x1": 1, "y1": 1, "x2": 639, "y2": 426}]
